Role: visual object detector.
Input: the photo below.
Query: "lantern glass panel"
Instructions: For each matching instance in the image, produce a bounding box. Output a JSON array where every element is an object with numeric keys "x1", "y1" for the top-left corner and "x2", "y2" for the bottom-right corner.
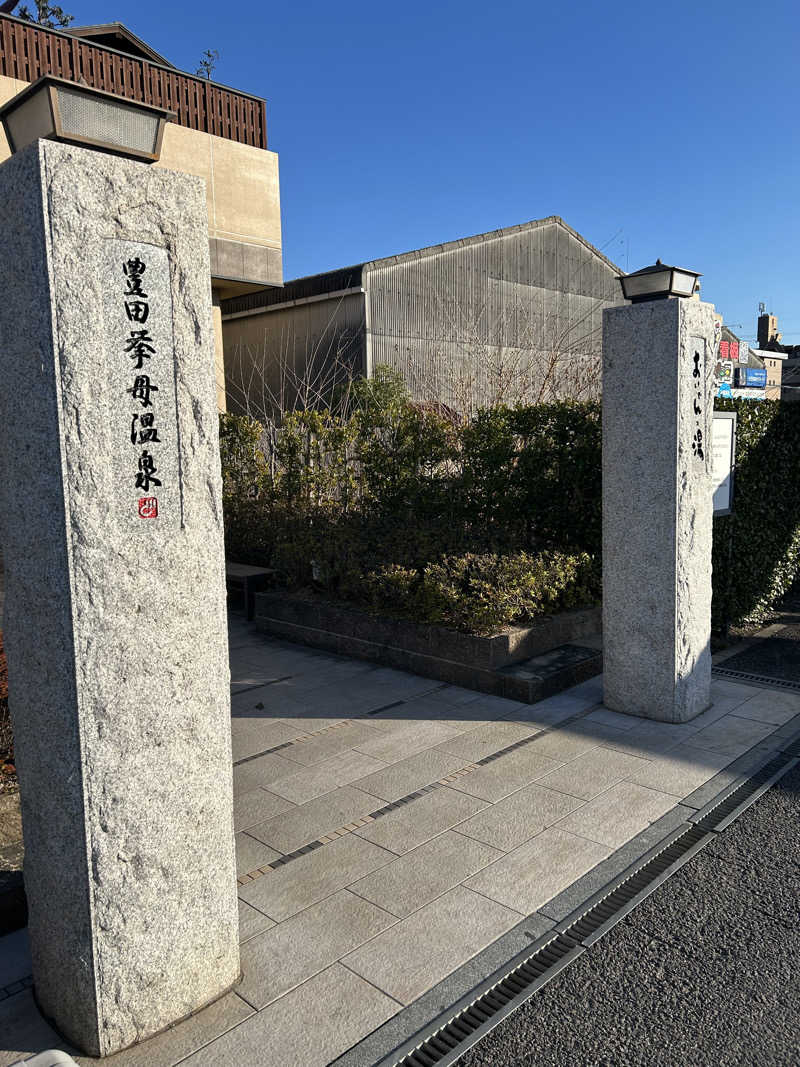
[
  {"x1": 56, "y1": 86, "x2": 161, "y2": 156},
  {"x1": 670, "y1": 269, "x2": 697, "y2": 296},
  {"x1": 4, "y1": 87, "x2": 54, "y2": 153},
  {"x1": 623, "y1": 269, "x2": 672, "y2": 299}
]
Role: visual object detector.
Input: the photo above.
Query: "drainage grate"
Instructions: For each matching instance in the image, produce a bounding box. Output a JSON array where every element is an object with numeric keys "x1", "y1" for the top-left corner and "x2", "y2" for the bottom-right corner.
[
  {"x1": 379, "y1": 825, "x2": 717, "y2": 1067},
  {"x1": 559, "y1": 823, "x2": 713, "y2": 947},
  {"x1": 711, "y1": 666, "x2": 800, "y2": 692},
  {"x1": 384, "y1": 933, "x2": 582, "y2": 1067},
  {"x1": 231, "y1": 673, "x2": 295, "y2": 697},
  {"x1": 690, "y1": 754, "x2": 798, "y2": 832}
]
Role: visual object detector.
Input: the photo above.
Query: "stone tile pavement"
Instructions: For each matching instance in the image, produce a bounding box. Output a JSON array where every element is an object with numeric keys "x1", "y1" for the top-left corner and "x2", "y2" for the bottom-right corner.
[{"x1": 1, "y1": 614, "x2": 798, "y2": 1067}]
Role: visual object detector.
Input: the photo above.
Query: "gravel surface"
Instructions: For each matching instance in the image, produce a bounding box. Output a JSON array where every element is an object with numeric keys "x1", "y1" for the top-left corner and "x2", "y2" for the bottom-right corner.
[{"x1": 459, "y1": 762, "x2": 800, "y2": 1067}]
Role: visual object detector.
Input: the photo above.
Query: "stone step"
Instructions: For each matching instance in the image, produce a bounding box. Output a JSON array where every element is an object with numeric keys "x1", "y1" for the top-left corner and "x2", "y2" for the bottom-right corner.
[{"x1": 498, "y1": 643, "x2": 603, "y2": 703}]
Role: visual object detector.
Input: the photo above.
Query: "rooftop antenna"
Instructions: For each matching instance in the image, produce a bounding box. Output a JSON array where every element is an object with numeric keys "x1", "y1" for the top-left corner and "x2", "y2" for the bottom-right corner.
[{"x1": 759, "y1": 301, "x2": 766, "y2": 316}]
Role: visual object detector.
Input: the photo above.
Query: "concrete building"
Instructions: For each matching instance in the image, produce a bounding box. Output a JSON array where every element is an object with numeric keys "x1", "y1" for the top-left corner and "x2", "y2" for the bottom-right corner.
[
  {"x1": 762, "y1": 351, "x2": 787, "y2": 400},
  {"x1": 755, "y1": 308, "x2": 795, "y2": 401},
  {"x1": 221, "y1": 217, "x2": 624, "y2": 418},
  {"x1": 0, "y1": 13, "x2": 282, "y2": 408},
  {"x1": 714, "y1": 325, "x2": 784, "y2": 401}
]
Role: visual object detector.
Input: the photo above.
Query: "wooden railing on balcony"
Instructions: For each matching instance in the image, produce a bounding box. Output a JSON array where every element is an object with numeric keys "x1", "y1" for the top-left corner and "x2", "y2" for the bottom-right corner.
[{"x1": 0, "y1": 14, "x2": 267, "y2": 149}]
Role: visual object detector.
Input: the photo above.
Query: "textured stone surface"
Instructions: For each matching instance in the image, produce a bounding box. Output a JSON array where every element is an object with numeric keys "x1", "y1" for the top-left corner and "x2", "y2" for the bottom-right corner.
[
  {"x1": 342, "y1": 886, "x2": 522, "y2": 1004},
  {"x1": 463, "y1": 828, "x2": 612, "y2": 914},
  {"x1": 237, "y1": 890, "x2": 396, "y2": 1009},
  {"x1": 180, "y1": 965, "x2": 400, "y2": 1067},
  {"x1": 0, "y1": 141, "x2": 237, "y2": 1055},
  {"x1": 348, "y1": 831, "x2": 504, "y2": 917},
  {"x1": 603, "y1": 299, "x2": 716, "y2": 722}
]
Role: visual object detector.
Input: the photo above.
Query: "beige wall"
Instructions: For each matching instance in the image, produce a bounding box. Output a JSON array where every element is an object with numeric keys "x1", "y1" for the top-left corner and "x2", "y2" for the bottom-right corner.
[
  {"x1": 0, "y1": 75, "x2": 281, "y2": 262},
  {"x1": 1, "y1": 74, "x2": 282, "y2": 411},
  {"x1": 0, "y1": 74, "x2": 28, "y2": 155},
  {"x1": 765, "y1": 356, "x2": 783, "y2": 401},
  {"x1": 211, "y1": 292, "x2": 226, "y2": 411},
  {"x1": 157, "y1": 121, "x2": 281, "y2": 260}
]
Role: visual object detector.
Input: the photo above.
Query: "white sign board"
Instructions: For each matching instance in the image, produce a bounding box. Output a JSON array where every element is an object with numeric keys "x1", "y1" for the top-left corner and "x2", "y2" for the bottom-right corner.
[{"x1": 712, "y1": 411, "x2": 736, "y2": 515}]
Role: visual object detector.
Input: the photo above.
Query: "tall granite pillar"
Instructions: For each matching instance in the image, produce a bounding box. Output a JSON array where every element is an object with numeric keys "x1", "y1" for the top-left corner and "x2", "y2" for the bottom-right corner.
[
  {"x1": 0, "y1": 140, "x2": 238, "y2": 1055},
  {"x1": 602, "y1": 297, "x2": 717, "y2": 723}
]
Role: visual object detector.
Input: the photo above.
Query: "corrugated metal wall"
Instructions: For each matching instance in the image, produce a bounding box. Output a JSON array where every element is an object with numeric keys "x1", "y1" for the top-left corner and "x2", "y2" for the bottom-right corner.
[
  {"x1": 222, "y1": 293, "x2": 366, "y2": 419},
  {"x1": 364, "y1": 220, "x2": 621, "y2": 409}
]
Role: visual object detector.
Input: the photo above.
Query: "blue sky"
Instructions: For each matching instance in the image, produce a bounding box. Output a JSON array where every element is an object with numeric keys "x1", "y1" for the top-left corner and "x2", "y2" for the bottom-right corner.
[{"x1": 66, "y1": 0, "x2": 798, "y2": 342}]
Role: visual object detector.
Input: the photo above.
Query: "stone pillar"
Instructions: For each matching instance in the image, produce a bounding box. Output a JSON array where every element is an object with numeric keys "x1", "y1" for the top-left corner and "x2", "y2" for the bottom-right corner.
[
  {"x1": 0, "y1": 140, "x2": 238, "y2": 1056},
  {"x1": 602, "y1": 297, "x2": 717, "y2": 723}
]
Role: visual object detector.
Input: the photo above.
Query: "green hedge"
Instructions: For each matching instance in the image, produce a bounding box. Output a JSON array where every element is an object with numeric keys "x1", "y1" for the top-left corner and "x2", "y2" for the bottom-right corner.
[
  {"x1": 712, "y1": 398, "x2": 800, "y2": 628},
  {"x1": 220, "y1": 378, "x2": 800, "y2": 633}
]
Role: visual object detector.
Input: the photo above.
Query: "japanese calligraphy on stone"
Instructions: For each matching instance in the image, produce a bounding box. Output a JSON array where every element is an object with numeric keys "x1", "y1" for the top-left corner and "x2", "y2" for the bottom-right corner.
[
  {"x1": 104, "y1": 241, "x2": 180, "y2": 528},
  {"x1": 689, "y1": 336, "x2": 707, "y2": 467}
]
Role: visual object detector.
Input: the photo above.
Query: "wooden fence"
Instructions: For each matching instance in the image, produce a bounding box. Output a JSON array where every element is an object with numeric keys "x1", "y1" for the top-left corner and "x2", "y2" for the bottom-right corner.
[{"x1": 0, "y1": 14, "x2": 267, "y2": 149}]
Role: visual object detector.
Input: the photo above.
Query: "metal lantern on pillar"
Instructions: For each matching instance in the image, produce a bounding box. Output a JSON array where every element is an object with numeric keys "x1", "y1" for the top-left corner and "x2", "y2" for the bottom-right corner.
[
  {"x1": 618, "y1": 259, "x2": 701, "y2": 304},
  {"x1": 0, "y1": 75, "x2": 173, "y2": 163}
]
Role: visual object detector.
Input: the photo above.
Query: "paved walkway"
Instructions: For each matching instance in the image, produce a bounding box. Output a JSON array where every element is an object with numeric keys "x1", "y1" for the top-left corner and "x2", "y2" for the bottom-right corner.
[{"x1": 1, "y1": 613, "x2": 800, "y2": 1066}]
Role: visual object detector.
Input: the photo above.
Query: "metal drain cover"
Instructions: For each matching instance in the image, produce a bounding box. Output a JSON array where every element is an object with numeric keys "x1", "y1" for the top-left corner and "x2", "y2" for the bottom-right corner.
[{"x1": 712, "y1": 666, "x2": 800, "y2": 692}]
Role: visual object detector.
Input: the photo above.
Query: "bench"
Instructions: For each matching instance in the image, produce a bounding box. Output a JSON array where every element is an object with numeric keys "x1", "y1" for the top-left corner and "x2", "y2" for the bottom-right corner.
[{"x1": 225, "y1": 563, "x2": 275, "y2": 621}]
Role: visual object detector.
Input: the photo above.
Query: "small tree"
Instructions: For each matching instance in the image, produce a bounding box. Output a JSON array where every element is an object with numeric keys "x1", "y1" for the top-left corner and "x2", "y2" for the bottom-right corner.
[
  {"x1": 196, "y1": 48, "x2": 219, "y2": 79},
  {"x1": 16, "y1": 2, "x2": 74, "y2": 27}
]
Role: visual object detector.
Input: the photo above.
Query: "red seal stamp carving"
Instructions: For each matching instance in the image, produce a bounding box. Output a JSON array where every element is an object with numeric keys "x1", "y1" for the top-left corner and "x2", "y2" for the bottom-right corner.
[{"x1": 138, "y1": 496, "x2": 158, "y2": 518}]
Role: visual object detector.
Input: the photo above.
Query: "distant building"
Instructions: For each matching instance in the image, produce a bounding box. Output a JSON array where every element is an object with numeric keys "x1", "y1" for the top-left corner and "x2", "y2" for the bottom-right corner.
[
  {"x1": 0, "y1": 12, "x2": 283, "y2": 409},
  {"x1": 755, "y1": 309, "x2": 796, "y2": 402},
  {"x1": 714, "y1": 325, "x2": 784, "y2": 401},
  {"x1": 221, "y1": 216, "x2": 624, "y2": 417}
]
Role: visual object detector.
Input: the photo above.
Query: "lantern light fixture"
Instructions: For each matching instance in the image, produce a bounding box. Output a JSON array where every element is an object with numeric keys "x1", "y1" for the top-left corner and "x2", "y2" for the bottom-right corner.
[
  {"x1": 618, "y1": 259, "x2": 701, "y2": 304},
  {"x1": 0, "y1": 75, "x2": 174, "y2": 163}
]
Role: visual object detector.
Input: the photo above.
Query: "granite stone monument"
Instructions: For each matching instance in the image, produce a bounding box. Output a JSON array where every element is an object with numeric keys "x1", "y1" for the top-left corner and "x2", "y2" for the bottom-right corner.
[
  {"x1": 602, "y1": 297, "x2": 717, "y2": 722},
  {"x1": 0, "y1": 139, "x2": 238, "y2": 1056}
]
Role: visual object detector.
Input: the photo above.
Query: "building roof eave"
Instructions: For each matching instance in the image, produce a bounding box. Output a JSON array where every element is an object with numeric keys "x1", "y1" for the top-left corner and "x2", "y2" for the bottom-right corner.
[
  {"x1": 66, "y1": 22, "x2": 175, "y2": 67},
  {"x1": 362, "y1": 215, "x2": 624, "y2": 277},
  {"x1": 221, "y1": 216, "x2": 624, "y2": 319}
]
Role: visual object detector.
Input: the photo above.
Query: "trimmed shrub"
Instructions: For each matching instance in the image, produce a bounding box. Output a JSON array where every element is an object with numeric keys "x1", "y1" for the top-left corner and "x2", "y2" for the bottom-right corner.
[{"x1": 365, "y1": 551, "x2": 598, "y2": 635}]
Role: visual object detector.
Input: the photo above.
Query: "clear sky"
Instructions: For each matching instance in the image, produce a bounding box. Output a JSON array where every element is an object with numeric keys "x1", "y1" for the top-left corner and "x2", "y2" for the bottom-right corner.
[{"x1": 66, "y1": 0, "x2": 798, "y2": 343}]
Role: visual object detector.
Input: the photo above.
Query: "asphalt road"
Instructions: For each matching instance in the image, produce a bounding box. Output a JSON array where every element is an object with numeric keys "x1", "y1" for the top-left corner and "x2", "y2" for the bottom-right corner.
[
  {"x1": 721, "y1": 622, "x2": 800, "y2": 683},
  {"x1": 458, "y1": 761, "x2": 800, "y2": 1067}
]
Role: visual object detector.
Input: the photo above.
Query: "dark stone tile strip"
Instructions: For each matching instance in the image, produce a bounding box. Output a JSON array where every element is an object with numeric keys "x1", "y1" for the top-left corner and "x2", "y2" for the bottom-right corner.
[
  {"x1": 230, "y1": 674, "x2": 295, "y2": 696},
  {"x1": 236, "y1": 705, "x2": 598, "y2": 884},
  {"x1": 233, "y1": 719, "x2": 361, "y2": 767},
  {"x1": 366, "y1": 700, "x2": 407, "y2": 716},
  {"x1": 0, "y1": 974, "x2": 33, "y2": 1002},
  {"x1": 232, "y1": 683, "x2": 447, "y2": 767}
]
